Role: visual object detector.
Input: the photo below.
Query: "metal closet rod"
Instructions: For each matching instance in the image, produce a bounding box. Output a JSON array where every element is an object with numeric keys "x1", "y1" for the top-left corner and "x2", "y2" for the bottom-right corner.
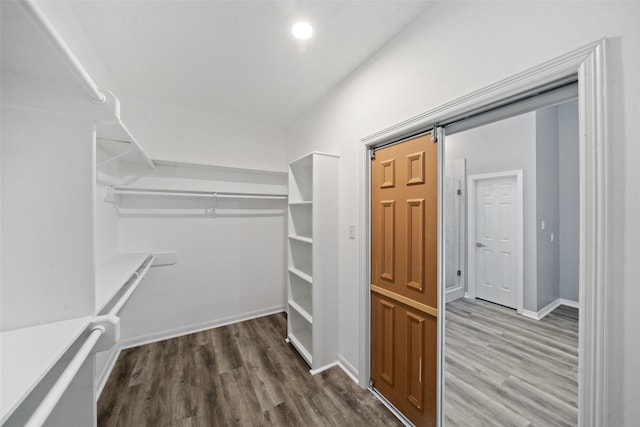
[
  {"x1": 113, "y1": 188, "x2": 288, "y2": 200},
  {"x1": 107, "y1": 255, "x2": 155, "y2": 316},
  {"x1": 20, "y1": 0, "x2": 106, "y2": 104},
  {"x1": 25, "y1": 256, "x2": 155, "y2": 426},
  {"x1": 25, "y1": 327, "x2": 104, "y2": 427}
]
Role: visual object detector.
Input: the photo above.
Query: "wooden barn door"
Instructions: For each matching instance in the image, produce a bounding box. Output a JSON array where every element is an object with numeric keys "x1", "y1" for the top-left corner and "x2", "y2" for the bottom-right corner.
[{"x1": 370, "y1": 133, "x2": 438, "y2": 427}]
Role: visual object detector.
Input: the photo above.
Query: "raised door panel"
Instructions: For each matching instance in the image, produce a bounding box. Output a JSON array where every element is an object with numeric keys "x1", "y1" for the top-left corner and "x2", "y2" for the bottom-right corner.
[
  {"x1": 406, "y1": 151, "x2": 425, "y2": 185},
  {"x1": 371, "y1": 294, "x2": 404, "y2": 402},
  {"x1": 405, "y1": 311, "x2": 424, "y2": 410},
  {"x1": 379, "y1": 299, "x2": 396, "y2": 386},
  {"x1": 400, "y1": 305, "x2": 438, "y2": 427},
  {"x1": 380, "y1": 201, "x2": 396, "y2": 281},
  {"x1": 381, "y1": 159, "x2": 396, "y2": 188},
  {"x1": 407, "y1": 199, "x2": 425, "y2": 291}
]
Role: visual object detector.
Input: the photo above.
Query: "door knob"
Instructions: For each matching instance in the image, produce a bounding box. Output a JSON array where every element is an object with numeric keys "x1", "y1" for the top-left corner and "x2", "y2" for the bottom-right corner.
[{"x1": 476, "y1": 242, "x2": 486, "y2": 248}]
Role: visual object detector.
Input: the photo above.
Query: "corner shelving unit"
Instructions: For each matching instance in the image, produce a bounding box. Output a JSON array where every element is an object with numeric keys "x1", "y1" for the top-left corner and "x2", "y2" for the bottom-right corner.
[{"x1": 286, "y1": 152, "x2": 339, "y2": 373}]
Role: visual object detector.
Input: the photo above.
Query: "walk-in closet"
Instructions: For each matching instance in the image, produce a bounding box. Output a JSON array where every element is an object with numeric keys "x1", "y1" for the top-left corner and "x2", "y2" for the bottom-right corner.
[{"x1": 2, "y1": 0, "x2": 638, "y2": 426}]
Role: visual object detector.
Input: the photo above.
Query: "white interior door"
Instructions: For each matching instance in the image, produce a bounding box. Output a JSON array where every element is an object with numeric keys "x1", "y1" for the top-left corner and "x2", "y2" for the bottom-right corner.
[{"x1": 474, "y1": 175, "x2": 518, "y2": 308}]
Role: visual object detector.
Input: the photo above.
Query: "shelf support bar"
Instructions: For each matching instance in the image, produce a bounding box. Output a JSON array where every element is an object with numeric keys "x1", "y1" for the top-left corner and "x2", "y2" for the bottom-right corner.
[{"x1": 96, "y1": 148, "x2": 135, "y2": 169}]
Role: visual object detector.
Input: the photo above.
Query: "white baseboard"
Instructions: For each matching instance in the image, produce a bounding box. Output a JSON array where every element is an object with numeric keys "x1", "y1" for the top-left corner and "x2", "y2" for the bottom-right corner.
[
  {"x1": 308, "y1": 355, "x2": 360, "y2": 386},
  {"x1": 120, "y1": 305, "x2": 286, "y2": 350},
  {"x1": 522, "y1": 298, "x2": 579, "y2": 320},
  {"x1": 337, "y1": 354, "x2": 360, "y2": 384},
  {"x1": 559, "y1": 298, "x2": 579, "y2": 308},
  {"x1": 464, "y1": 292, "x2": 472, "y2": 299},
  {"x1": 446, "y1": 286, "x2": 465, "y2": 302},
  {"x1": 309, "y1": 362, "x2": 338, "y2": 376},
  {"x1": 96, "y1": 344, "x2": 123, "y2": 398}
]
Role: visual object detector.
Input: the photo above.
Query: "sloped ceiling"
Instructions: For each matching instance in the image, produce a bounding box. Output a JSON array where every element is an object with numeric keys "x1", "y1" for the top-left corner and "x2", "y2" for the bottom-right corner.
[{"x1": 67, "y1": 0, "x2": 432, "y2": 126}]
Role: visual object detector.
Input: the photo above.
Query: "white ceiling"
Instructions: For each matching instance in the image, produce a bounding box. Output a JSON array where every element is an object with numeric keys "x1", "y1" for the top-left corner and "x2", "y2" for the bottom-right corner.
[{"x1": 67, "y1": 1, "x2": 432, "y2": 126}]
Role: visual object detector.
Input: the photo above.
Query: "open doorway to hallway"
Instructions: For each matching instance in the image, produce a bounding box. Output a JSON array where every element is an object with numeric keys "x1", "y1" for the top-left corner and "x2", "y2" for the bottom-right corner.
[{"x1": 443, "y1": 100, "x2": 579, "y2": 426}]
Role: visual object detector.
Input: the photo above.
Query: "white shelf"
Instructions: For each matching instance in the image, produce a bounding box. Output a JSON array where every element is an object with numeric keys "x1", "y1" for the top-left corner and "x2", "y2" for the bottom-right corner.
[
  {"x1": 0, "y1": 316, "x2": 93, "y2": 424},
  {"x1": 288, "y1": 330, "x2": 313, "y2": 365},
  {"x1": 96, "y1": 120, "x2": 155, "y2": 170},
  {"x1": 289, "y1": 299, "x2": 313, "y2": 323},
  {"x1": 95, "y1": 252, "x2": 151, "y2": 313},
  {"x1": 288, "y1": 235, "x2": 312, "y2": 244},
  {"x1": 288, "y1": 267, "x2": 313, "y2": 284},
  {"x1": 287, "y1": 152, "x2": 339, "y2": 371}
]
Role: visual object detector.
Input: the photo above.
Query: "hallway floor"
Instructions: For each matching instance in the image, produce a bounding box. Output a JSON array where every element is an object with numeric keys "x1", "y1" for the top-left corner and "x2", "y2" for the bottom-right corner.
[{"x1": 445, "y1": 298, "x2": 578, "y2": 426}]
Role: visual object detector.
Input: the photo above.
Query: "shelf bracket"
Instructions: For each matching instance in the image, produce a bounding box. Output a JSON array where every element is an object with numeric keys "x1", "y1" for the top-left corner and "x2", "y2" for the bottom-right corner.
[
  {"x1": 96, "y1": 147, "x2": 134, "y2": 169},
  {"x1": 90, "y1": 315, "x2": 120, "y2": 353},
  {"x1": 103, "y1": 186, "x2": 119, "y2": 204},
  {"x1": 206, "y1": 193, "x2": 218, "y2": 218}
]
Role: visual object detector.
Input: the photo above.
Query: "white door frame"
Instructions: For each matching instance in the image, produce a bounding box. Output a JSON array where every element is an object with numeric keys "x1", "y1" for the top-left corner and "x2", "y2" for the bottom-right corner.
[
  {"x1": 467, "y1": 170, "x2": 524, "y2": 314},
  {"x1": 359, "y1": 39, "x2": 607, "y2": 426}
]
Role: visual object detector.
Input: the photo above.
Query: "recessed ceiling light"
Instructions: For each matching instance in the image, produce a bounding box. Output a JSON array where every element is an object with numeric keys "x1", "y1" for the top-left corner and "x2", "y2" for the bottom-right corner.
[{"x1": 291, "y1": 22, "x2": 313, "y2": 40}]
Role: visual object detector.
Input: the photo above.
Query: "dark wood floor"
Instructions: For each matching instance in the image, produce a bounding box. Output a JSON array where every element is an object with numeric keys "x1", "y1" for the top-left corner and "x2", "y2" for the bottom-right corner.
[
  {"x1": 444, "y1": 298, "x2": 579, "y2": 427},
  {"x1": 98, "y1": 312, "x2": 401, "y2": 427}
]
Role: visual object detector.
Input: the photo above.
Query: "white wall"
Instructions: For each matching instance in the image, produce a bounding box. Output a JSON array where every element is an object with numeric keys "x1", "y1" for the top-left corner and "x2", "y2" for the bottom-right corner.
[
  {"x1": 120, "y1": 96, "x2": 287, "y2": 172},
  {"x1": 445, "y1": 113, "x2": 538, "y2": 311},
  {"x1": 285, "y1": 2, "x2": 639, "y2": 423},
  {"x1": 558, "y1": 101, "x2": 580, "y2": 302},
  {"x1": 535, "y1": 106, "x2": 561, "y2": 310},
  {"x1": 116, "y1": 211, "x2": 287, "y2": 344}
]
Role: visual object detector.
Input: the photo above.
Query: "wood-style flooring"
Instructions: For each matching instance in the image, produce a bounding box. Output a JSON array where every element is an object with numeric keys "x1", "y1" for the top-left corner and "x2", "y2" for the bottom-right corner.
[
  {"x1": 98, "y1": 312, "x2": 401, "y2": 427},
  {"x1": 445, "y1": 298, "x2": 578, "y2": 427}
]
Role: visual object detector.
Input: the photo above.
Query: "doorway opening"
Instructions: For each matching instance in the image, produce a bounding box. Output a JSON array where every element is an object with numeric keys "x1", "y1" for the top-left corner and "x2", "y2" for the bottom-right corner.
[
  {"x1": 359, "y1": 40, "x2": 607, "y2": 426},
  {"x1": 444, "y1": 101, "x2": 580, "y2": 425}
]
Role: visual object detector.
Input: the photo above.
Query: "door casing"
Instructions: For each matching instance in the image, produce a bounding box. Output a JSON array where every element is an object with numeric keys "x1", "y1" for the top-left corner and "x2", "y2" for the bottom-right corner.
[
  {"x1": 358, "y1": 39, "x2": 608, "y2": 427},
  {"x1": 467, "y1": 170, "x2": 524, "y2": 313}
]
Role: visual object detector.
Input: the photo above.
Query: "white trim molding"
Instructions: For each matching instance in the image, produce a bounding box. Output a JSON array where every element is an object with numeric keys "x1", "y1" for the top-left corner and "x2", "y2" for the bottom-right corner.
[
  {"x1": 120, "y1": 305, "x2": 286, "y2": 349},
  {"x1": 359, "y1": 39, "x2": 607, "y2": 427},
  {"x1": 337, "y1": 354, "x2": 360, "y2": 384},
  {"x1": 445, "y1": 286, "x2": 465, "y2": 303},
  {"x1": 467, "y1": 170, "x2": 524, "y2": 314},
  {"x1": 523, "y1": 298, "x2": 580, "y2": 320}
]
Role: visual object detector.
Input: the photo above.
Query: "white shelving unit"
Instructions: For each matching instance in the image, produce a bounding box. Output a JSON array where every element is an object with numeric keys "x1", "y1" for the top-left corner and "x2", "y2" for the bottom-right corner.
[
  {"x1": 287, "y1": 152, "x2": 339, "y2": 373},
  {"x1": 0, "y1": 2, "x2": 152, "y2": 425}
]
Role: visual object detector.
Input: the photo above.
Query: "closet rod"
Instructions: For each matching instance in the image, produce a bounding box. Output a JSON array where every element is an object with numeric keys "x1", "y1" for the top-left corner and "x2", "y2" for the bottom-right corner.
[
  {"x1": 24, "y1": 327, "x2": 105, "y2": 427},
  {"x1": 113, "y1": 188, "x2": 288, "y2": 200},
  {"x1": 20, "y1": 0, "x2": 106, "y2": 104},
  {"x1": 107, "y1": 256, "x2": 155, "y2": 316}
]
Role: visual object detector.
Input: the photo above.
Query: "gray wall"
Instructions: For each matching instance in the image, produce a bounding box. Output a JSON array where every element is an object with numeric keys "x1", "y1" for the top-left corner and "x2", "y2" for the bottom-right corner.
[
  {"x1": 558, "y1": 101, "x2": 580, "y2": 302},
  {"x1": 446, "y1": 103, "x2": 579, "y2": 313},
  {"x1": 535, "y1": 106, "x2": 561, "y2": 310},
  {"x1": 445, "y1": 112, "x2": 538, "y2": 312}
]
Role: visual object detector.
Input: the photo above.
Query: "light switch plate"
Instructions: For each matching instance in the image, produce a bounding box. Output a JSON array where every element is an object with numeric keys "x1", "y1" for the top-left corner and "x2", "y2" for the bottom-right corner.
[{"x1": 348, "y1": 224, "x2": 356, "y2": 239}]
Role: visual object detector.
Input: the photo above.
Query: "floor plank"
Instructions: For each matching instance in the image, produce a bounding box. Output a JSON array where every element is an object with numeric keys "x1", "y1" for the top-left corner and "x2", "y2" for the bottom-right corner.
[
  {"x1": 445, "y1": 298, "x2": 578, "y2": 427},
  {"x1": 98, "y1": 313, "x2": 401, "y2": 427}
]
